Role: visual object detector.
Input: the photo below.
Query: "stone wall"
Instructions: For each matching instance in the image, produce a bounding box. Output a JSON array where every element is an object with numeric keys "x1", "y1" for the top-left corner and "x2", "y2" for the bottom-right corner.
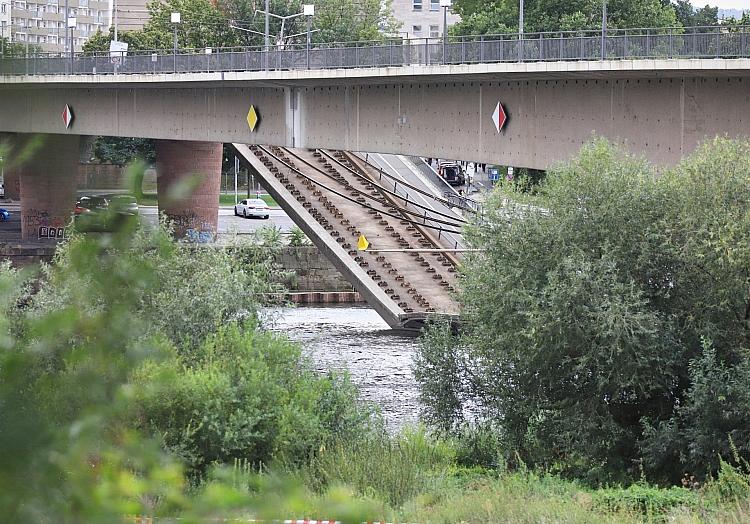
[{"x1": 277, "y1": 246, "x2": 354, "y2": 292}]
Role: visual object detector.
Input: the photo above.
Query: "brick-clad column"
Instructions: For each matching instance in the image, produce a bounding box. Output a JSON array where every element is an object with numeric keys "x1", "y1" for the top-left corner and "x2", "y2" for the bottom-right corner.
[
  {"x1": 2, "y1": 167, "x2": 20, "y2": 201},
  {"x1": 17, "y1": 134, "x2": 80, "y2": 243},
  {"x1": 155, "y1": 140, "x2": 222, "y2": 241},
  {"x1": 1, "y1": 133, "x2": 20, "y2": 200}
]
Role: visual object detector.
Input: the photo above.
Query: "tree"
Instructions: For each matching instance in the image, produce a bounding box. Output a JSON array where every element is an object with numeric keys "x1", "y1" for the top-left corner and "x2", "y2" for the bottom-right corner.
[
  {"x1": 451, "y1": 0, "x2": 678, "y2": 35},
  {"x1": 415, "y1": 138, "x2": 750, "y2": 485},
  {"x1": 673, "y1": 1, "x2": 718, "y2": 28},
  {"x1": 93, "y1": 136, "x2": 155, "y2": 166},
  {"x1": 0, "y1": 37, "x2": 41, "y2": 57}
]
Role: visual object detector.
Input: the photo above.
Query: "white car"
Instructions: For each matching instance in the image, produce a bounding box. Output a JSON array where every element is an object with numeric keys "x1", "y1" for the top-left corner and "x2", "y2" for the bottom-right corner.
[{"x1": 234, "y1": 198, "x2": 270, "y2": 219}]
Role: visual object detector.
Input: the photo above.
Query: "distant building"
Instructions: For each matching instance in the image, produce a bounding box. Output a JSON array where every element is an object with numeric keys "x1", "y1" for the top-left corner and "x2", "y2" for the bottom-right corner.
[
  {"x1": 1, "y1": 0, "x2": 11, "y2": 43},
  {"x1": 391, "y1": 0, "x2": 460, "y2": 40},
  {"x1": 5, "y1": 0, "x2": 149, "y2": 53}
]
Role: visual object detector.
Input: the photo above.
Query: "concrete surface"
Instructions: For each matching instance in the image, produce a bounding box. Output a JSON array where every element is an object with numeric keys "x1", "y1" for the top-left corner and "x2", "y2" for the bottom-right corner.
[{"x1": 1, "y1": 60, "x2": 750, "y2": 170}]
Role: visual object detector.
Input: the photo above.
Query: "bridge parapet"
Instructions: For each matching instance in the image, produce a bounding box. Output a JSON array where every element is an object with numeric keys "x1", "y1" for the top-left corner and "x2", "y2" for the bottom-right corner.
[{"x1": 1, "y1": 25, "x2": 748, "y2": 77}]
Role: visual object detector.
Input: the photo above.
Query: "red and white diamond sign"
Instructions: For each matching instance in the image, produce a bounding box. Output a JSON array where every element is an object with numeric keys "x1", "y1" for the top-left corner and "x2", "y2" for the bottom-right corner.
[
  {"x1": 492, "y1": 101, "x2": 507, "y2": 133},
  {"x1": 61, "y1": 104, "x2": 74, "y2": 129}
]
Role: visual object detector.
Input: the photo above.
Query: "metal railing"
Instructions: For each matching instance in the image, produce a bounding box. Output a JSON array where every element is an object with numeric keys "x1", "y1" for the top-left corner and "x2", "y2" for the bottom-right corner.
[{"x1": 1, "y1": 25, "x2": 748, "y2": 76}]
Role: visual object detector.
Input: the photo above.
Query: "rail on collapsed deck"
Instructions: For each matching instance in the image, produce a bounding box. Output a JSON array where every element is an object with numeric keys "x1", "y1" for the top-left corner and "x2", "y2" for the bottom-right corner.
[{"x1": 232, "y1": 143, "x2": 462, "y2": 333}]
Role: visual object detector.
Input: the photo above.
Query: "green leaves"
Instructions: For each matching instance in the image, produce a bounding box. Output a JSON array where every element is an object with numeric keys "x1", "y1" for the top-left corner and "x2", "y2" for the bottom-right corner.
[{"x1": 417, "y1": 137, "x2": 750, "y2": 485}]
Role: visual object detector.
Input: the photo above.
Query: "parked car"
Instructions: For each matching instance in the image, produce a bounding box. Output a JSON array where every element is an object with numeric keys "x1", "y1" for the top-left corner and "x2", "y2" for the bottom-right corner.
[
  {"x1": 0, "y1": 208, "x2": 9, "y2": 221},
  {"x1": 107, "y1": 194, "x2": 139, "y2": 216},
  {"x1": 234, "y1": 198, "x2": 270, "y2": 219},
  {"x1": 438, "y1": 162, "x2": 465, "y2": 186},
  {"x1": 75, "y1": 195, "x2": 109, "y2": 215},
  {"x1": 74, "y1": 194, "x2": 138, "y2": 231},
  {"x1": 0, "y1": 182, "x2": 5, "y2": 198}
]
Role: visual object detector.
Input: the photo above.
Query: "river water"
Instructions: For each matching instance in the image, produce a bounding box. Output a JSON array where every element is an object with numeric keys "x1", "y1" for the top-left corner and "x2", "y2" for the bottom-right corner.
[{"x1": 261, "y1": 305, "x2": 422, "y2": 429}]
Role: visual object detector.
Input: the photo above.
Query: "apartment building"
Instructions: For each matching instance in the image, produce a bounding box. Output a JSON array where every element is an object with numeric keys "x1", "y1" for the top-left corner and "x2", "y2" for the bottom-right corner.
[
  {"x1": 6, "y1": 0, "x2": 148, "y2": 53},
  {"x1": 391, "y1": 0, "x2": 460, "y2": 40},
  {"x1": 1, "y1": 0, "x2": 11, "y2": 42}
]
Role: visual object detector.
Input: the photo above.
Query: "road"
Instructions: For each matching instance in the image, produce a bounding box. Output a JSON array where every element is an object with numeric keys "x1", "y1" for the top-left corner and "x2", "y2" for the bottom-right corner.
[
  {"x1": 0, "y1": 203, "x2": 296, "y2": 245},
  {"x1": 363, "y1": 153, "x2": 466, "y2": 250},
  {"x1": 138, "y1": 206, "x2": 295, "y2": 235}
]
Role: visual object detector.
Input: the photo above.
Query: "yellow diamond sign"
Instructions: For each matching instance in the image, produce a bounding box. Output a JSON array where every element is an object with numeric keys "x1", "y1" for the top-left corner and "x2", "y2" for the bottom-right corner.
[{"x1": 246, "y1": 105, "x2": 260, "y2": 132}]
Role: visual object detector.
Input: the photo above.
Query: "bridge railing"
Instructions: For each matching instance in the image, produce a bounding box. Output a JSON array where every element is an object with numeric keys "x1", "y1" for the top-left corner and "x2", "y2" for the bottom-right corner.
[{"x1": 1, "y1": 25, "x2": 748, "y2": 76}]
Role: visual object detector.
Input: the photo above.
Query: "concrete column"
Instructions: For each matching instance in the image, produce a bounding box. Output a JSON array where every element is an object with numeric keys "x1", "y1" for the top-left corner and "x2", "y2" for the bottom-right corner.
[
  {"x1": 16, "y1": 134, "x2": 80, "y2": 243},
  {"x1": 155, "y1": 140, "x2": 222, "y2": 241}
]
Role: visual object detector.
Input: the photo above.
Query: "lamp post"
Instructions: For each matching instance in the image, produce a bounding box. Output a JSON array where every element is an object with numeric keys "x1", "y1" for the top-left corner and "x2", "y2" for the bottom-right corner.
[
  {"x1": 518, "y1": 0, "x2": 524, "y2": 61},
  {"x1": 440, "y1": 0, "x2": 451, "y2": 64},
  {"x1": 601, "y1": 0, "x2": 607, "y2": 60},
  {"x1": 303, "y1": 4, "x2": 314, "y2": 69},
  {"x1": 171, "y1": 11, "x2": 180, "y2": 72},
  {"x1": 67, "y1": 15, "x2": 76, "y2": 71},
  {"x1": 264, "y1": 0, "x2": 269, "y2": 70}
]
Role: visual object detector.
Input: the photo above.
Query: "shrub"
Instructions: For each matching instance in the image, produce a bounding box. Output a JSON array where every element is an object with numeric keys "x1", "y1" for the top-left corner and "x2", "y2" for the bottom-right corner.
[
  {"x1": 132, "y1": 324, "x2": 375, "y2": 478},
  {"x1": 416, "y1": 138, "x2": 750, "y2": 484}
]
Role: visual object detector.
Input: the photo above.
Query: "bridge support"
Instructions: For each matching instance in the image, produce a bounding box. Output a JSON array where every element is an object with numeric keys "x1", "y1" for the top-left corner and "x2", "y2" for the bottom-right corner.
[
  {"x1": 155, "y1": 140, "x2": 222, "y2": 241},
  {"x1": 14, "y1": 134, "x2": 80, "y2": 243}
]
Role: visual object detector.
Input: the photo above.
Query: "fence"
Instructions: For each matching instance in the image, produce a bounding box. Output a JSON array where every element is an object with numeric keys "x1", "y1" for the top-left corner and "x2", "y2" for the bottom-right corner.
[{"x1": 1, "y1": 25, "x2": 748, "y2": 76}]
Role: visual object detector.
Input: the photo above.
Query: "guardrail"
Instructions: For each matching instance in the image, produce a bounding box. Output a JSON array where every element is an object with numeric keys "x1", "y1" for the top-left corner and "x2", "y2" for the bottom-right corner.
[{"x1": 1, "y1": 25, "x2": 748, "y2": 76}]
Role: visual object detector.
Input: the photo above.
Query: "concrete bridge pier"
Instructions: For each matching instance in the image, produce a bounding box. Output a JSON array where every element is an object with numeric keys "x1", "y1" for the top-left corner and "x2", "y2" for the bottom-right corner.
[
  {"x1": 155, "y1": 140, "x2": 222, "y2": 241},
  {"x1": 11, "y1": 133, "x2": 80, "y2": 243}
]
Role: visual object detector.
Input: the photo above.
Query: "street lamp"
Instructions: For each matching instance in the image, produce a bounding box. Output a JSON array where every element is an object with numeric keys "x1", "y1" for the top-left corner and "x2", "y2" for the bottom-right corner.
[
  {"x1": 303, "y1": 4, "x2": 314, "y2": 69},
  {"x1": 67, "y1": 15, "x2": 76, "y2": 70},
  {"x1": 440, "y1": 0, "x2": 451, "y2": 63},
  {"x1": 171, "y1": 11, "x2": 180, "y2": 72}
]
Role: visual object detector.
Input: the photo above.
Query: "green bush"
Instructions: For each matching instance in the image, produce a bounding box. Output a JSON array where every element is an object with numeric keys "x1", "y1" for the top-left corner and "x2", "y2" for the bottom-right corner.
[
  {"x1": 416, "y1": 137, "x2": 750, "y2": 484},
  {"x1": 30, "y1": 225, "x2": 284, "y2": 354},
  {"x1": 132, "y1": 324, "x2": 375, "y2": 478}
]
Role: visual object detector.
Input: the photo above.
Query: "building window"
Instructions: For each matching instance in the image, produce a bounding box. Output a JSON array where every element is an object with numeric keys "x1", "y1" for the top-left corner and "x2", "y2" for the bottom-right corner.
[
  {"x1": 412, "y1": 24, "x2": 422, "y2": 37},
  {"x1": 430, "y1": 24, "x2": 439, "y2": 38},
  {"x1": 430, "y1": 0, "x2": 439, "y2": 10},
  {"x1": 412, "y1": 0, "x2": 422, "y2": 11}
]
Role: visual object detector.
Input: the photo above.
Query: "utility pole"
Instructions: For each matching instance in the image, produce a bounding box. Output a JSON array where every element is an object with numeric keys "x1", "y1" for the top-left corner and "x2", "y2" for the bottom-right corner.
[
  {"x1": 234, "y1": 156, "x2": 238, "y2": 203},
  {"x1": 64, "y1": 0, "x2": 69, "y2": 57},
  {"x1": 114, "y1": 0, "x2": 117, "y2": 41},
  {"x1": 440, "y1": 0, "x2": 451, "y2": 63},
  {"x1": 171, "y1": 12, "x2": 180, "y2": 72},
  {"x1": 601, "y1": 0, "x2": 607, "y2": 60},
  {"x1": 263, "y1": 0, "x2": 271, "y2": 71},
  {"x1": 518, "y1": 0, "x2": 524, "y2": 61}
]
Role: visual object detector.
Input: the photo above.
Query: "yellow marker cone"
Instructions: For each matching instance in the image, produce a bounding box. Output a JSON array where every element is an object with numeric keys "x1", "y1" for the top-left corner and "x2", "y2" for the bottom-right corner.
[{"x1": 357, "y1": 234, "x2": 370, "y2": 251}]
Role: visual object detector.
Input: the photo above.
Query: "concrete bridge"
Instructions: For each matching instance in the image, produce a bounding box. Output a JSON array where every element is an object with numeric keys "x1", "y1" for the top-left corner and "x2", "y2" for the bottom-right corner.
[{"x1": 2, "y1": 26, "x2": 749, "y2": 325}]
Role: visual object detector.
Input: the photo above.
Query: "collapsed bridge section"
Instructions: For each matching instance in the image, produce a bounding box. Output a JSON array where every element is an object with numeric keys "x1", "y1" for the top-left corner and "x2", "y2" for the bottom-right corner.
[{"x1": 233, "y1": 143, "x2": 463, "y2": 331}]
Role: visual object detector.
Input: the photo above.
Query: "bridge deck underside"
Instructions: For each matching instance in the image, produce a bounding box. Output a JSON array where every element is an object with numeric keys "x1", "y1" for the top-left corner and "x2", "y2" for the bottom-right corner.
[{"x1": 240, "y1": 145, "x2": 460, "y2": 327}]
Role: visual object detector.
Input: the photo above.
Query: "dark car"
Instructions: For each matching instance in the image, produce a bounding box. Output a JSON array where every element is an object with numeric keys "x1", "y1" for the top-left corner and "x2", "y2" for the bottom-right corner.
[
  {"x1": 0, "y1": 208, "x2": 9, "y2": 221},
  {"x1": 438, "y1": 162, "x2": 465, "y2": 186}
]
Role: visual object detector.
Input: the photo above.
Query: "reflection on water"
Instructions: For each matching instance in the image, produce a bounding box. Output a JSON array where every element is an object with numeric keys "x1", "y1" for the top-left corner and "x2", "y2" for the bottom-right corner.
[{"x1": 261, "y1": 305, "x2": 421, "y2": 429}]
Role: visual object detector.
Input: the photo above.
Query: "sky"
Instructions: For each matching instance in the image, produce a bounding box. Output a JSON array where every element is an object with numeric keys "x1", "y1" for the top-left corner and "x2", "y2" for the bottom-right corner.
[{"x1": 690, "y1": 0, "x2": 749, "y2": 9}]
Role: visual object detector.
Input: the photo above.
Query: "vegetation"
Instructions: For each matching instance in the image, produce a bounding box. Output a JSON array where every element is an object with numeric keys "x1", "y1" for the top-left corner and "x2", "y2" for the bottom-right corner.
[
  {"x1": 5, "y1": 136, "x2": 750, "y2": 521},
  {"x1": 83, "y1": 0, "x2": 398, "y2": 56},
  {"x1": 416, "y1": 137, "x2": 750, "y2": 486},
  {"x1": 451, "y1": 0, "x2": 678, "y2": 36}
]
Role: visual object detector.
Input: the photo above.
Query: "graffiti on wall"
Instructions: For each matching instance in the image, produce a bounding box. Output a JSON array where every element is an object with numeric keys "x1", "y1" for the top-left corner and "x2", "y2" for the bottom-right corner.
[
  {"x1": 38, "y1": 226, "x2": 69, "y2": 239},
  {"x1": 167, "y1": 211, "x2": 215, "y2": 243}
]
